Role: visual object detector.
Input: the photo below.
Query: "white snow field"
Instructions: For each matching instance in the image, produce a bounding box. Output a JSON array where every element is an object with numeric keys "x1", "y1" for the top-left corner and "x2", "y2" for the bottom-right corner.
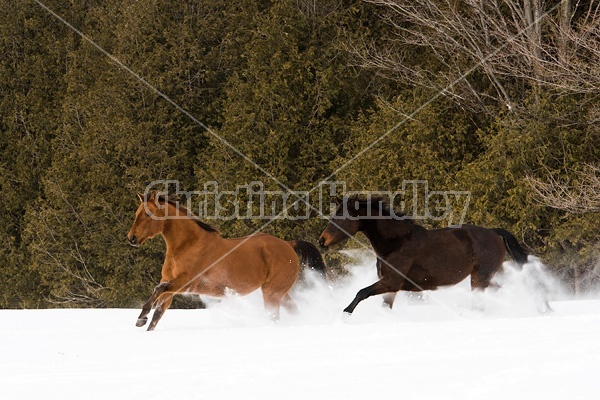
[{"x1": 1, "y1": 254, "x2": 599, "y2": 400}]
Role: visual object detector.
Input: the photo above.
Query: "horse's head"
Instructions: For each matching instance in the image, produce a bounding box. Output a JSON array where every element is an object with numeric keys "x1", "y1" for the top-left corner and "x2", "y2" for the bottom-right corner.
[
  {"x1": 318, "y1": 197, "x2": 362, "y2": 248},
  {"x1": 127, "y1": 192, "x2": 169, "y2": 247}
]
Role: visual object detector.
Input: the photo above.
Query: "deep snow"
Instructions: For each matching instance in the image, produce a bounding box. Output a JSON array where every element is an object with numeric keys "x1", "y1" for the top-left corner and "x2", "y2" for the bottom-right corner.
[{"x1": 1, "y1": 254, "x2": 599, "y2": 400}]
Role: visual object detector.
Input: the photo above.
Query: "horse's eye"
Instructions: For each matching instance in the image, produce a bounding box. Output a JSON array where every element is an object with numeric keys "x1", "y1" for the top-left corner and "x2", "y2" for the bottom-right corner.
[{"x1": 145, "y1": 212, "x2": 152, "y2": 217}]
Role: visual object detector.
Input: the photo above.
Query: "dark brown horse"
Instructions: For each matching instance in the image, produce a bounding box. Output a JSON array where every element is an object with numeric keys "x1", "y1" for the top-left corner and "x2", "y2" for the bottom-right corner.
[
  {"x1": 128, "y1": 192, "x2": 326, "y2": 330},
  {"x1": 318, "y1": 197, "x2": 531, "y2": 314}
]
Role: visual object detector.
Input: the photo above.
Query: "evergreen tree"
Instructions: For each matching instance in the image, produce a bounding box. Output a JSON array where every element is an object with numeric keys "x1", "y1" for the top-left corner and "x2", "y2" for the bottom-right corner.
[
  {"x1": 196, "y1": 0, "x2": 380, "y2": 240},
  {"x1": 0, "y1": 0, "x2": 597, "y2": 306},
  {"x1": 0, "y1": 0, "x2": 71, "y2": 306}
]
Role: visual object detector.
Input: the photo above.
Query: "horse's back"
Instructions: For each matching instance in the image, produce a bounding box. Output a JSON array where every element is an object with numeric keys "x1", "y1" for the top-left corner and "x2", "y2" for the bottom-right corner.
[
  {"x1": 415, "y1": 226, "x2": 475, "y2": 261},
  {"x1": 225, "y1": 233, "x2": 298, "y2": 261}
]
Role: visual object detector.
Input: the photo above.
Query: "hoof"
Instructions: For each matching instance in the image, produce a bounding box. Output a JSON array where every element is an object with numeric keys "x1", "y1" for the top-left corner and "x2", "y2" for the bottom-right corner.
[
  {"x1": 136, "y1": 317, "x2": 148, "y2": 327},
  {"x1": 341, "y1": 311, "x2": 352, "y2": 323},
  {"x1": 538, "y1": 301, "x2": 554, "y2": 314}
]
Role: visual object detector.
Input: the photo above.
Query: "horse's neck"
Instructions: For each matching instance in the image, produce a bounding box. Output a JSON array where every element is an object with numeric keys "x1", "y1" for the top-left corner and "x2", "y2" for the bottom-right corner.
[
  {"x1": 361, "y1": 219, "x2": 414, "y2": 256},
  {"x1": 162, "y1": 218, "x2": 220, "y2": 252},
  {"x1": 360, "y1": 220, "x2": 395, "y2": 255}
]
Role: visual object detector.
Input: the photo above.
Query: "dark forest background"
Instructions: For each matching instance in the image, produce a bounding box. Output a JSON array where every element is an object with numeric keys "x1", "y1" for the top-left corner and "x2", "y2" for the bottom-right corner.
[{"x1": 1, "y1": 0, "x2": 598, "y2": 308}]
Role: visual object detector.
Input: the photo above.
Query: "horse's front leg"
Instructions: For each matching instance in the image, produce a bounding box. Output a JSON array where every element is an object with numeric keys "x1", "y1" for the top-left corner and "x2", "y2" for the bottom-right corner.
[
  {"x1": 377, "y1": 261, "x2": 397, "y2": 309},
  {"x1": 381, "y1": 292, "x2": 397, "y2": 309},
  {"x1": 147, "y1": 293, "x2": 174, "y2": 331},
  {"x1": 136, "y1": 281, "x2": 170, "y2": 327},
  {"x1": 344, "y1": 278, "x2": 399, "y2": 314},
  {"x1": 143, "y1": 274, "x2": 192, "y2": 331}
]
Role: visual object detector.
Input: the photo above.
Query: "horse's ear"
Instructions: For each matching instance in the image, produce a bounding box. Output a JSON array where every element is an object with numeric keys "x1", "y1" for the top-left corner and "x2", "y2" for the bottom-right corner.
[
  {"x1": 136, "y1": 192, "x2": 144, "y2": 203},
  {"x1": 335, "y1": 196, "x2": 343, "y2": 206},
  {"x1": 155, "y1": 192, "x2": 167, "y2": 202}
]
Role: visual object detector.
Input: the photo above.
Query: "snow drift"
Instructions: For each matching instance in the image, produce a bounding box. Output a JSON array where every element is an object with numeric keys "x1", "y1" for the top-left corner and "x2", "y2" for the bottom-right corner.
[{"x1": 1, "y1": 252, "x2": 598, "y2": 400}]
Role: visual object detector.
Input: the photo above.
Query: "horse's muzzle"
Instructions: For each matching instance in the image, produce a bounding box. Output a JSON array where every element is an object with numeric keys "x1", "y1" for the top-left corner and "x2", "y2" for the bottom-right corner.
[{"x1": 128, "y1": 235, "x2": 139, "y2": 247}]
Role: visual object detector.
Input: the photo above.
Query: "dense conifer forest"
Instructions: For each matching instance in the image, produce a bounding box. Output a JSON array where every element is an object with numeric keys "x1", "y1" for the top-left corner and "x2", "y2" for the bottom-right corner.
[{"x1": 1, "y1": 0, "x2": 598, "y2": 307}]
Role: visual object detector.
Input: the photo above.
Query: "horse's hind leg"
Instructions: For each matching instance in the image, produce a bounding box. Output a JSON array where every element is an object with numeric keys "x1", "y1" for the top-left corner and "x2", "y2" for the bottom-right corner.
[
  {"x1": 470, "y1": 261, "x2": 502, "y2": 311},
  {"x1": 260, "y1": 254, "x2": 298, "y2": 321},
  {"x1": 470, "y1": 260, "x2": 503, "y2": 291},
  {"x1": 470, "y1": 272, "x2": 493, "y2": 291},
  {"x1": 137, "y1": 281, "x2": 170, "y2": 327},
  {"x1": 282, "y1": 294, "x2": 298, "y2": 315},
  {"x1": 262, "y1": 290, "x2": 284, "y2": 321}
]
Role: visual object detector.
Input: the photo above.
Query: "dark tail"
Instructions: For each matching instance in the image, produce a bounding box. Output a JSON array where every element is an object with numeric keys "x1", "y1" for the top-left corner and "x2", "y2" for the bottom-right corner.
[
  {"x1": 289, "y1": 240, "x2": 328, "y2": 279},
  {"x1": 492, "y1": 228, "x2": 529, "y2": 266}
]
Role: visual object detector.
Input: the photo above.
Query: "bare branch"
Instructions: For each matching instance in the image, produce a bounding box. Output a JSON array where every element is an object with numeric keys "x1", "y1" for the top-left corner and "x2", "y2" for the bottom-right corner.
[
  {"x1": 355, "y1": 0, "x2": 600, "y2": 111},
  {"x1": 526, "y1": 164, "x2": 600, "y2": 214}
]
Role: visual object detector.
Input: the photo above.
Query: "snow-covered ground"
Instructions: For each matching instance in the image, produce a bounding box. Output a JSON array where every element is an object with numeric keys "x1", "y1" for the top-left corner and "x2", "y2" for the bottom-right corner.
[{"x1": 2, "y1": 254, "x2": 599, "y2": 400}]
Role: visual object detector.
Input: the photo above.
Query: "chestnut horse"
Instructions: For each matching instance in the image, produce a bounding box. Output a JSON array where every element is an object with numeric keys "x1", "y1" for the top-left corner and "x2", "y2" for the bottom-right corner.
[
  {"x1": 319, "y1": 197, "x2": 536, "y2": 314},
  {"x1": 128, "y1": 192, "x2": 326, "y2": 331}
]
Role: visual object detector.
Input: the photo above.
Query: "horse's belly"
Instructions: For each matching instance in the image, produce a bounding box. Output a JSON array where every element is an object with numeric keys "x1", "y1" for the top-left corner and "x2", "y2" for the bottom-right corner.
[
  {"x1": 404, "y1": 266, "x2": 438, "y2": 291},
  {"x1": 406, "y1": 261, "x2": 471, "y2": 290},
  {"x1": 187, "y1": 268, "x2": 264, "y2": 297}
]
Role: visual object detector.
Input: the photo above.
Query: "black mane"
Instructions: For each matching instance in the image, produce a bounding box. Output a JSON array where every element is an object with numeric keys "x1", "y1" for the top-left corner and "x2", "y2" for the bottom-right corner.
[
  {"x1": 341, "y1": 196, "x2": 416, "y2": 243},
  {"x1": 343, "y1": 195, "x2": 407, "y2": 220}
]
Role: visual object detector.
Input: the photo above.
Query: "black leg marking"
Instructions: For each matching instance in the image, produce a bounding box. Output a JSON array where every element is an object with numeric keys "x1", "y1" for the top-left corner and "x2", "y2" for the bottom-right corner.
[{"x1": 136, "y1": 281, "x2": 171, "y2": 327}]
